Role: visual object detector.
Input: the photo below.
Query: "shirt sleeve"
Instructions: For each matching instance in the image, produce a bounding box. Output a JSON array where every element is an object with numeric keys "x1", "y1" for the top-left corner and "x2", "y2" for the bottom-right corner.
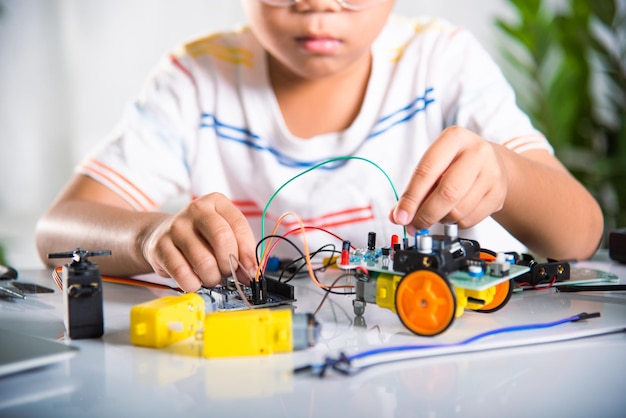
[
  {"x1": 77, "y1": 53, "x2": 201, "y2": 211},
  {"x1": 438, "y1": 28, "x2": 553, "y2": 154}
]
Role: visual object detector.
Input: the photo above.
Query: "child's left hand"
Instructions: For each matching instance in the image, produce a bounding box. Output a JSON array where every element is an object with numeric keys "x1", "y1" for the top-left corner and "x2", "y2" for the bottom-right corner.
[{"x1": 390, "y1": 126, "x2": 508, "y2": 231}]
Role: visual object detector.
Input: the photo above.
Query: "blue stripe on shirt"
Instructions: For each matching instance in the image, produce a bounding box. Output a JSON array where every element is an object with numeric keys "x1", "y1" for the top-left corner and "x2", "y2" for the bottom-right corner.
[{"x1": 200, "y1": 88, "x2": 435, "y2": 169}]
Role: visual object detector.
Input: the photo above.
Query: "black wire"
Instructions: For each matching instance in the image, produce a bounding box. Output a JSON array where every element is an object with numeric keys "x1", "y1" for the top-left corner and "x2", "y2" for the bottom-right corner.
[
  {"x1": 255, "y1": 235, "x2": 356, "y2": 297},
  {"x1": 255, "y1": 234, "x2": 305, "y2": 267},
  {"x1": 255, "y1": 234, "x2": 308, "y2": 282},
  {"x1": 283, "y1": 245, "x2": 339, "y2": 283},
  {"x1": 256, "y1": 236, "x2": 347, "y2": 286},
  {"x1": 557, "y1": 284, "x2": 626, "y2": 292}
]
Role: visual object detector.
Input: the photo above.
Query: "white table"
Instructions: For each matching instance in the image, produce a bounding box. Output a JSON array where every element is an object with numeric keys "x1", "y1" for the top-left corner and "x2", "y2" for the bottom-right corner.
[{"x1": 1, "y1": 254, "x2": 625, "y2": 418}]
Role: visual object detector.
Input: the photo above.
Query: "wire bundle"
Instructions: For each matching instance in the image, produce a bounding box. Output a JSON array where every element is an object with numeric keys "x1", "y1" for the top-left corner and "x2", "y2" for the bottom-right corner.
[{"x1": 295, "y1": 312, "x2": 602, "y2": 377}]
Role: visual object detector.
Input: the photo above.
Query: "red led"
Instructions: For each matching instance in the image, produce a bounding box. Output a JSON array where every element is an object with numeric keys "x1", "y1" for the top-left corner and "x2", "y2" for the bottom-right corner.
[
  {"x1": 341, "y1": 249, "x2": 350, "y2": 265},
  {"x1": 391, "y1": 234, "x2": 399, "y2": 248}
]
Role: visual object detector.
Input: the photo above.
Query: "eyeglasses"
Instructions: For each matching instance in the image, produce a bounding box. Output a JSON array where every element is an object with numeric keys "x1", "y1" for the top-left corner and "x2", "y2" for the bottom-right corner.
[{"x1": 259, "y1": 0, "x2": 386, "y2": 11}]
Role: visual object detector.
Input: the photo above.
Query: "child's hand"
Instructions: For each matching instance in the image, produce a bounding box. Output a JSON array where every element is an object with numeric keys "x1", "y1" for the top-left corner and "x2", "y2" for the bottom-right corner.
[
  {"x1": 142, "y1": 192, "x2": 258, "y2": 292},
  {"x1": 390, "y1": 126, "x2": 508, "y2": 232}
]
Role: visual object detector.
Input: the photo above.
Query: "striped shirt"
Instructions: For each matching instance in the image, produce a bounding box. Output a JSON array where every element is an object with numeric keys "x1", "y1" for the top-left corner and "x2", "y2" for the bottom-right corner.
[{"x1": 78, "y1": 16, "x2": 551, "y2": 254}]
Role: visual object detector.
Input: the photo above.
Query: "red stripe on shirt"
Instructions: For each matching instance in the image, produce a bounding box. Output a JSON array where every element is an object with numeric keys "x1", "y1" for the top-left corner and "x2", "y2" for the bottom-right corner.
[
  {"x1": 82, "y1": 159, "x2": 156, "y2": 209},
  {"x1": 169, "y1": 54, "x2": 195, "y2": 84},
  {"x1": 280, "y1": 206, "x2": 373, "y2": 227}
]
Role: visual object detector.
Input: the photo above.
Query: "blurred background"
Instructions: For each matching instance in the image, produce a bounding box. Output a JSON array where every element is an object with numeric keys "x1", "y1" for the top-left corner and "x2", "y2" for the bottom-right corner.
[{"x1": 0, "y1": 0, "x2": 623, "y2": 268}]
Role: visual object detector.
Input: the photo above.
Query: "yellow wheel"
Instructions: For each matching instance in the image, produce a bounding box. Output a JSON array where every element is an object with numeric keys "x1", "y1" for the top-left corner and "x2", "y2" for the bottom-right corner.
[
  {"x1": 474, "y1": 249, "x2": 513, "y2": 313},
  {"x1": 395, "y1": 269, "x2": 456, "y2": 336}
]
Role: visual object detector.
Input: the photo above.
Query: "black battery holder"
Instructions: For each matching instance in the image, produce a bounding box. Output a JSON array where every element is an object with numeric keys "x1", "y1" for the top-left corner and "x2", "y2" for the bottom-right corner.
[
  {"x1": 609, "y1": 229, "x2": 626, "y2": 264},
  {"x1": 512, "y1": 259, "x2": 570, "y2": 287}
]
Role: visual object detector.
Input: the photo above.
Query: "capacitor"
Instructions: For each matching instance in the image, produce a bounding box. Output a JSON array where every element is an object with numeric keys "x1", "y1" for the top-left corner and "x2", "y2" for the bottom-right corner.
[
  {"x1": 367, "y1": 232, "x2": 376, "y2": 251},
  {"x1": 340, "y1": 240, "x2": 351, "y2": 265},
  {"x1": 445, "y1": 224, "x2": 458, "y2": 239},
  {"x1": 418, "y1": 234, "x2": 433, "y2": 254}
]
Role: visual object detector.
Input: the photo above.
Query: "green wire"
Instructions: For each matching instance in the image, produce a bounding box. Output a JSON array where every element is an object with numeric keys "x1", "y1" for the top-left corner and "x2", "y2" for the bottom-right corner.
[{"x1": 259, "y1": 156, "x2": 406, "y2": 255}]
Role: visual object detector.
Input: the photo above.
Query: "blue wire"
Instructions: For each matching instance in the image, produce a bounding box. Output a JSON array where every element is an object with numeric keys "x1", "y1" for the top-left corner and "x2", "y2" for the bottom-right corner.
[
  {"x1": 305, "y1": 312, "x2": 598, "y2": 375},
  {"x1": 348, "y1": 313, "x2": 581, "y2": 362}
]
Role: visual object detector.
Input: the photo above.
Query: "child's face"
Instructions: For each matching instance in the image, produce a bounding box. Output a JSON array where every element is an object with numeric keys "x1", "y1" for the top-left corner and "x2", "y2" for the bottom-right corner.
[{"x1": 242, "y1": 0, "x2": 395, "y2": 81}]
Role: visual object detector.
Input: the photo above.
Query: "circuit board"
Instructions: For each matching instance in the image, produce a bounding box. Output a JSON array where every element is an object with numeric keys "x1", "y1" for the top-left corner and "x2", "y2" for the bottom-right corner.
[
  {"x1": 196, "y1": 276, "x2": 296, "y2": 311},
  {"x1": 336, "y1": 248, "x2": 530, "y2": 291},
  {"x1": 447, "y1": 265, "x2": 530, "y2": 290}
]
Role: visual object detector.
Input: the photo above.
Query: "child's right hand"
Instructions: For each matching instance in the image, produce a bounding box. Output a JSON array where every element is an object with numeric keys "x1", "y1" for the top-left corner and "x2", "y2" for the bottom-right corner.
[
  {"x1": 141, "y1": 193, "x2": 258, "y2": 292},
  {"x1": 389, "y1": 126, "x2": 508, "y2": 232}
]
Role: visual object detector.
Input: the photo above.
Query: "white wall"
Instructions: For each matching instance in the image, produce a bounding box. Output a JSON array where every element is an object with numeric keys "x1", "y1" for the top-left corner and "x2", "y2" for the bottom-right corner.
[{"x1": 0, "y1": 0, "x2": 515, "y2": 268}]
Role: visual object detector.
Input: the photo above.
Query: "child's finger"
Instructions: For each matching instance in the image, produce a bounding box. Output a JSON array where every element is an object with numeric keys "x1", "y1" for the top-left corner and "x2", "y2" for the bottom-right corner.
[{"x1": 391, "y1": 127, "x2": 465, "y2": 225}]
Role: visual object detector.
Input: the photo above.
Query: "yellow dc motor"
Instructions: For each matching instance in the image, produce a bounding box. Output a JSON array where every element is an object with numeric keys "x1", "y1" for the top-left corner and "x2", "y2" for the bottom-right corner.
[
  {"x1": 202, "y1": 308, "x2": 319, "y2": 358},
  {"x1": 130, "y1": 293, "x2": 205, "y2": 348},
  {"x1": 130, "y1": 293, "x2": 320, "y2": 357}
]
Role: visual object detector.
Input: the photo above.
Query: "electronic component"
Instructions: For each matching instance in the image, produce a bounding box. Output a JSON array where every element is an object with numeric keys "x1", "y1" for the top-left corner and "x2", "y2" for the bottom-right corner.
[
  {"x1": 197, "y1": 276, "x2": 295, "y2": 311},
  {"x1": 203, "y1": 308, "x2": 320, "y2": 357},
  {"x1": 337, "y1": 227, "x2": 530, "y2": 337},
  {"x1": 129, "y1": 293, "x2": 321, "y2": 357},
  {"x1": 130, "y1": 293, "x2": 206, "y2": 348},
  {"x1": 48, "y1": 249, "x2": 111, "y2": 339},
  {"x1": 609, "y1": 229, "x2": 626, "y2": 263},
  {"x1": 512, "y1": 259, "x2": 570, "y2": 287}
]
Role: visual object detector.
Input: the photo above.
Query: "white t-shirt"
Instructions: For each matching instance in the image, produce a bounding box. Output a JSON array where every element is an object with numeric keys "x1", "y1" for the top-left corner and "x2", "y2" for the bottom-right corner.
[{"x1": 78, "y1": 16, "x2": 552, "y2": 256}]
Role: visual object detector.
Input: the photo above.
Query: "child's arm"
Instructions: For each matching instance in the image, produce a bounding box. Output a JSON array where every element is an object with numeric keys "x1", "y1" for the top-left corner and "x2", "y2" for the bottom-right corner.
[
  {"x1": 35, "y1": 175, "x2": 258, "y2": 292},
  {"x1": 389, "y1": 126, "x2": 604, "y2": 260}
]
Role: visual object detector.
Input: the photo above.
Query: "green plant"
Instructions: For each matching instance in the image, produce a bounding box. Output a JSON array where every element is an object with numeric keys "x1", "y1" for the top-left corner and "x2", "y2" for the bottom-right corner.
[
  {"x1": 0, "y1": 243, "x2": 7, "y2": 266},
  {"x1": 495, "y1": 0, "x2": 626, "y2": 242}
]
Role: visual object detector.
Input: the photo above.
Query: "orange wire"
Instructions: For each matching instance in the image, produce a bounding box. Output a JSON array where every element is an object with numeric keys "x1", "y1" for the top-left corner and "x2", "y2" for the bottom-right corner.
[
  {"x1": 256, "y1": 212, "x2": 353, "y2": 291},
  {"x1": 262, "y1": 225, "x2": 353, "y2": 272},
  {"x1": 52, "y1": 266, "x2": 180, "y2": 291}
]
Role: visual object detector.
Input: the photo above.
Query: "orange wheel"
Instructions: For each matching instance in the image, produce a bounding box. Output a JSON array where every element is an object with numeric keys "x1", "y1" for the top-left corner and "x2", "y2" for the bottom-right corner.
[
  {"x1": 395, "y1": 269, "x2": 456, "y2": 336},
  {"x1": 480, "y1": 250, "x2": 497, "y2": 261},
  {"x1": 475, "y1": 249, "x2": 513, "y2": 313},
  {"x1": 474, "y1": 279, "x2": 513, "y2": 313}
]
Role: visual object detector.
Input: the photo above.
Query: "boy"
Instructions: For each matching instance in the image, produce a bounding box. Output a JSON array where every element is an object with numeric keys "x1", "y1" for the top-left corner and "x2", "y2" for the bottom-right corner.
[{"x1": 36, "y1": 0, "x2": 603, "y2": 292}]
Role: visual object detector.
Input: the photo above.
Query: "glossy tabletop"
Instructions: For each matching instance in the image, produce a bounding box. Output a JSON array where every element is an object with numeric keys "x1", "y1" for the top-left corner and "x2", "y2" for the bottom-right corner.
[{"x1": 1, "y1": 253, "x2": 625, "y2": 418}]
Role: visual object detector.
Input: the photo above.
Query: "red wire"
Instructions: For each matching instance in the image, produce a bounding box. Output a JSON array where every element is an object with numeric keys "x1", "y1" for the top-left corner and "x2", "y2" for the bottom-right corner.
[
  {"x1": 261, "y1": 224, "x2": 354, "y2": 290},
  {"x1": 261, "y1": 225, "x2": 351, "y2": 271},
  {"x1": 516, "y1": 275, "x2": 558, "y2": 290}
]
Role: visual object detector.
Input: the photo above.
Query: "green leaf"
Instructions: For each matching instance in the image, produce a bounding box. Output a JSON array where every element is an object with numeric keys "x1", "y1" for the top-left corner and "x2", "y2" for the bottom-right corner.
[
  {"x1": 495, "y1": 0, "x2": 626, "y2": 232},
  {"x1": 589, "y1": 0, "x2": 616, "y2": 26}
]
